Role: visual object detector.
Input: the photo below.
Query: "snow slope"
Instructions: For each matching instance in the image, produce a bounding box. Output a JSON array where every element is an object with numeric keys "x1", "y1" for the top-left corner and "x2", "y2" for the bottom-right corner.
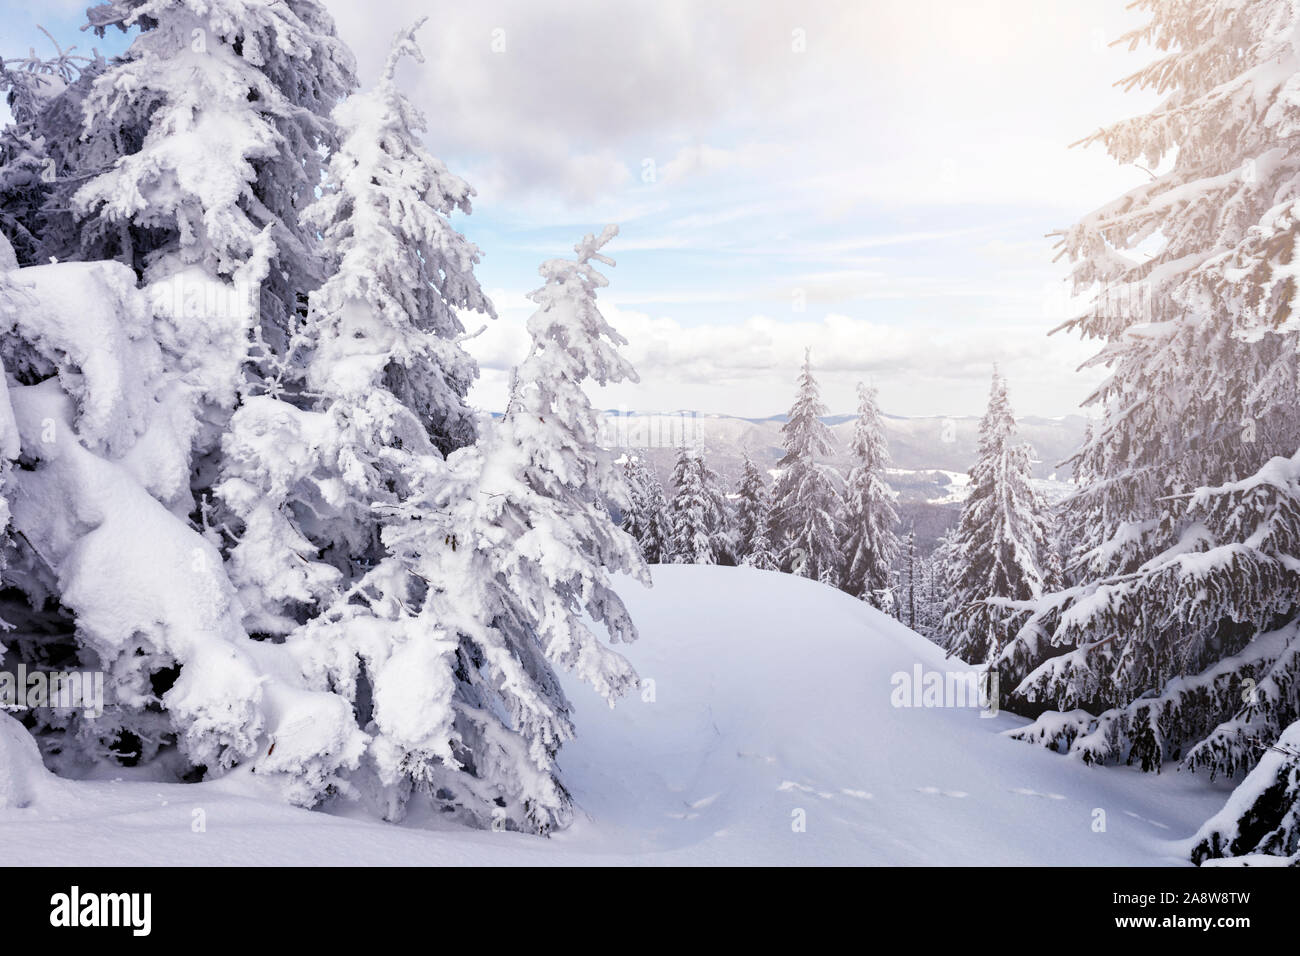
[{"x1": 0, "y1": 566, "x2": 1230, "y2": 865}]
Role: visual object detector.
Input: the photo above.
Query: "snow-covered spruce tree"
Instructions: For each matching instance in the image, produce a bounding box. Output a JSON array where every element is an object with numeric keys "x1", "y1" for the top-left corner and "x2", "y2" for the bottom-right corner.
[
  {"x1": 65, "y1": 0, "x2": 359, "y2": 630},
  {"x1": 77, "y1": 0, "x2": 355, "y2": 359},
  {"x1": 735, "y1": 454, "x2": 777, "y2": 569},
  {"x1": 0, "y1": 5, "x2": 369, "y2": 800},
  {"x1": 915, "y1": 536, "x2": 950, "y2": 640},
  {"x1": 669, "y1": 447, "x2": 725, "y2": 564},
  {"x1": 840, "y1": 381, "x2": 899, "y2": 606},
  {"x1": 621, "y1": 456, "x2": 671, "y2": 563},
  {"x1": 770, "y1": 350, "x2": 843, "y2": 586},
  {"x1": 992, "y1": 0, "x2": 1300, "y2": 863},
  {"x1": 942, "y1": 370, "x2": 1049, "y2": 664},
  {"x1": 71, "y1": 4, "x2": 332, "y2": 319},
  {"x1": 0, "y1": 7, "x2": 426, "y2": 806},
  {"x1": 1192, "y1": 723, "x2": 1300, "y2": 863},
  {"x1": 903, "y1": 528, "x2": 918, "y2": 630},
  {"x1": 0, "y1": 251, "x2": 366, "y2": 793},
  {"x1": 1040, "y1": 505, "x2": 1066, "y2": 594},
  {"x1": 0, "y1": 36, "x2": 107, "y2": 267},
  {"x1": 0, "y1": 237, "x2": 17, "y2": 589},
  {"x1": 300, "y1": 16, "x2": 491, "y2": 457},
  {"x1": 702, "y1": 454, "x2": 736, "y2": 564},
  {"x1": 286, "y1": 226, "x2": 647, "y2": 832},
  {"x1": 745, "y1": 519, "x2": 779, "y2": 572},
  {"x1": 216, "y1": 19, "x2": 495, "y2": 637},
  {"x1": 640, "y1": 462, "x2": 674, "y2": 563}
]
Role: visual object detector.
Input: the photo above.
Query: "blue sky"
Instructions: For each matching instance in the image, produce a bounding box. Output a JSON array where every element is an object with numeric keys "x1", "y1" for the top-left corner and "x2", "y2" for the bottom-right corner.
[{"x1": 2, "y1": 0, "x2": 1161, "y2": 418}]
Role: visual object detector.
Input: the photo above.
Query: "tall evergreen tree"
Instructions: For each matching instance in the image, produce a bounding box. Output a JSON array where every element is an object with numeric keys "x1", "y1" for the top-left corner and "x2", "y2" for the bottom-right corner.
[
  {"x1": 770, "y1": 350, "x2": 842, "y2": 586},
  {"x1": 942, "y1": 370, "x2": 1049, "y2": 664},
  {"x1": 669, "y1": 447, "x2": 728, "y2": 565},
  {"x1": 76, "y1": 0, "x2": 356, "y2": 363},
  {"x1": 300, "y1": 16, "x2": 493, "y2": 455},
  {"x1": 919, "y1": 534, "x2": 950, "y2": 640},
  {"x1": 702, "y1": 455, "x2": 736, "y2": 565},
  {"x1": 0, "y1": 37, "x2": 107, "y2": 267},
  {"x1": 621, "y1": 456, "x2": 671, "y2": 564},
  {"x1": 291, "y1": 226, "x2": 647, "y2": 831},
  {"x1": 904, "y1": 528, "x2": 918, "y2": 630},
  {"x1": 0, "y1": 1, "x2": 368, "y2": 793},
  {"x1": 994, "y1": 0, "x2": 1300, "y2": 863},
  {"x1": 735, "y1": 454, "x2": 776, "y2": 568},
  {"x1": 840, "y1": 381, "x2": 899, "y2": 605},
  {"x1": 744, "y1": 519, "x2": 779, "y2": 572},
  {"x1": 216, "y1": 19, "x2": 494, "y2": 635},
  {"x1": 1040, "y1": 506, "x2": 1066, "y2": 595}
]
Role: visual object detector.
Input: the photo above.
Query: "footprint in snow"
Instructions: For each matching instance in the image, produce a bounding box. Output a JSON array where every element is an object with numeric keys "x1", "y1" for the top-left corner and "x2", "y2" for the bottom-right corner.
[
  {"x1": 1010, "y1": 787, "x2": 1066, "y2": 800},
  {"x1": 1122, "y1": 809, "x2": 1170, "y2": 830},
  {"x1": 916, "y1": 786, "x2": 968, "y2": 798},
  {"x1": 778, "y1": 780, "x2": 836, "y2": 799}
]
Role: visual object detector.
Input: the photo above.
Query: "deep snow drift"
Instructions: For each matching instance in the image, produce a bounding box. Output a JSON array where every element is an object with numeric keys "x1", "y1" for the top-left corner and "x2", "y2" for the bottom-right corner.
[{"x1": 0, "y1": 566, "x2": 1232, "y2": 865}]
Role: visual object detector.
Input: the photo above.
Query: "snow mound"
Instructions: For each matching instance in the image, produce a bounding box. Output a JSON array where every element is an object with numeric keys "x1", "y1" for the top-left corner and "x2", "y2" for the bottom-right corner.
[{"x1": 0, "y1": 713, "x2": 49, "y2": 810}]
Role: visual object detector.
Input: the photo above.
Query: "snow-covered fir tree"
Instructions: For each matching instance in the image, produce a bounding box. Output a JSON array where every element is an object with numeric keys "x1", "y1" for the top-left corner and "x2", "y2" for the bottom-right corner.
[
  {"x1": 216, "y1": 19, "x2": 494, "y2": 636},
  {"x1": 902, "y1": 528, "x2": 918, "y2": 630},
  {"x1": 744, "y1": 518, "x2": 779, "y2": 572},
  {"x1": 735, "y1": 454, "x2": 777, "y2": 570},
  {"x1": 669, "y1": 447, "x2": 730, "y2": 565},
  {"x1": 0, "y1": 235, "x2": 16, "y2": 594},
  {"x1": 919, "y1": 534, "x2": 950, "y2": 640},
  {"x1": 0, "y1": 35, "x2": 107, "y2": 267},
  {"x1": 770, "y1": 350, "x2": 842, "y2": 586},
  {"x1": 840, "y1": 381, "x2": 899, "y2": 606},
  {"x1": 1039, "y1": 506, "x2": 1066, "y2": 595},
  {"x1": 0, "y1": 0, "x2": 366, "y2": 787},
  {"x1": 702, "y1": 455, "x2": 735, "y2": 564},
  {"x1": 621, "y1": 455, "x2": 671, "y2": 563},
  {"x1": 288, "y1": 226, "x2": 647, "y2": 831},
  {"x1": 76, "y1": 0, "x2": 356, "y2": 362},
  {"x1": 300, "y1": 16, "x2": 493, "y2": 456},
  {"x1": 942, "y1": 369, "x2": 1049, "y2": 664},
  {"x1": 993, "y1": 0, "x2": 1300, "y2": 863}
]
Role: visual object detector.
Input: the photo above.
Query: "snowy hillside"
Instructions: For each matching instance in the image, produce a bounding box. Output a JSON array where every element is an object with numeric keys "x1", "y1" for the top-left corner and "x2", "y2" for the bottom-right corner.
[{"x1": 0, "y1": 567, "x2": 1230, "y2": 865}]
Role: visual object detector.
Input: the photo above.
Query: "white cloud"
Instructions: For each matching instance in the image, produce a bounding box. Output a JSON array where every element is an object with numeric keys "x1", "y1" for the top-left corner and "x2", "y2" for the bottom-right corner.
[
  {"x1": 465, "y1": 300, "x2": 1105, "y2": 419},
  {"x1": 315, "y1": 1, "x2": 1150, "y2": 418}
]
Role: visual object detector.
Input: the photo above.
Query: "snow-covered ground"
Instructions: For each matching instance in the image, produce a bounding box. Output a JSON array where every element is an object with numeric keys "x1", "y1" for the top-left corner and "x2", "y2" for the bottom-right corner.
[{"x1": 0, "y1": 566, "x2": 1231, "y2": 865}]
